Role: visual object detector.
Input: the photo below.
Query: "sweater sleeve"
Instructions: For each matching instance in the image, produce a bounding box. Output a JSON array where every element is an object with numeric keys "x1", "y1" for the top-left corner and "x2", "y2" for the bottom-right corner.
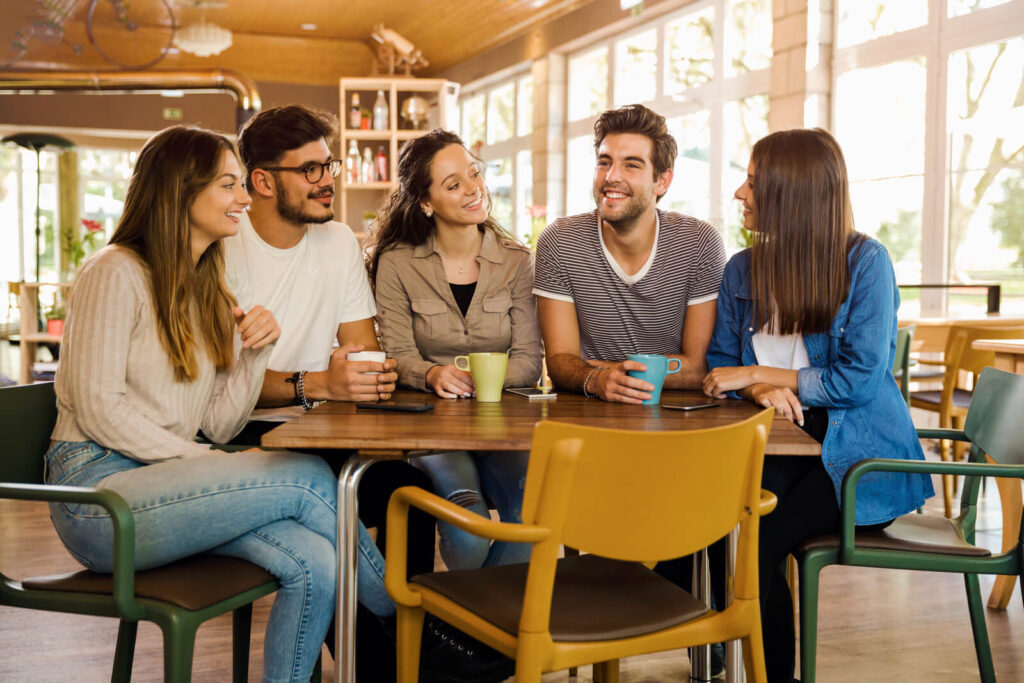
[
  {"x1": 200, "y1": 342, "x2": 274, "y2": 444},
  {"x1": 57, "y1": 254, "x2": 214, "y2": 461}
]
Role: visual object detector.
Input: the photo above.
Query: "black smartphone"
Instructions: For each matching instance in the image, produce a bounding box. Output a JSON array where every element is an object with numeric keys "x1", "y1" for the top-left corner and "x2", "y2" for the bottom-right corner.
[
  {"x1": 355, "y1": 402, "x2": 434, "y2": 413},
  {"x1": 660, "y1": 399, "x2": 720, "y2": 411}
]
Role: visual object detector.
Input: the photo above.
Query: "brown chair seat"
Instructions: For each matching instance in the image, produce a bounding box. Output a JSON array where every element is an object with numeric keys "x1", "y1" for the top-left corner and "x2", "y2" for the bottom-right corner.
[
  {"x1": 22, "y1": 555, "x2": 276, "y2": 611},
  {"x1": 911, "y1": 388, "x2": 973, "y2": 409},
  {"x1": 412, "y1": 554, "x2": 708, "y2": 642},
  {"x1": 799, "y1": 514, "x2": 991, "y2": 557}
]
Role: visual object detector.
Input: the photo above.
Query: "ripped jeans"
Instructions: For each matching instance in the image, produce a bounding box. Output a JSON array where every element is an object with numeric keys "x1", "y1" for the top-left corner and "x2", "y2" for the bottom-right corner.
[{"x1": 411, "y1": 450, "x2": 530, "y2": 569}]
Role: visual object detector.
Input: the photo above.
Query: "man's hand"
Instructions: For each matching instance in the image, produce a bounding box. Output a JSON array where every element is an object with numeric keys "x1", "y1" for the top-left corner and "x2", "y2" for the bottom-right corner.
[
  {"x1": 702, "y1": 366, "x2": 757, "y2": 398},
  {"x1": 594, "y1": 360, "x2": 655, "y2": 404},
  {"x1": 426, "y1": 364, "x2": 475, "y2": 399},
  {"x1": 234, "y1": 306, "x2": 280, "y2": 349},
  {"x1": 747, "y1": 383, "x2": 804, "y2": 425},
  {"x1": 322, "y1": 343, "x2": 398, "y2": 401}
]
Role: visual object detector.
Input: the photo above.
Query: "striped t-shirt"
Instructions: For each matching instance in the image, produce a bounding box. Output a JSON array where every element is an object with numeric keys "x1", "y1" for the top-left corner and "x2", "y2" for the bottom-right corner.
[{"x1": 533, "y1": 210, "x2": 726, "y2": 361}]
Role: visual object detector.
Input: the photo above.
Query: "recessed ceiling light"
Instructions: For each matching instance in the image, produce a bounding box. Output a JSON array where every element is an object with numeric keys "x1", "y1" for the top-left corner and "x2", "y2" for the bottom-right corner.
[{"x1": 300, "y1": 23, "x2": 317, "y2": 31}]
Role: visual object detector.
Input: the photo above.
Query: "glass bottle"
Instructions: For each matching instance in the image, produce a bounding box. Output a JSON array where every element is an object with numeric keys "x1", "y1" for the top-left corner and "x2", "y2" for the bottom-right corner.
[
  {"x1": 375, "y1": 145, "x2": 388, "y2": 182},
  {"x1": 360, "y1": 147, "x2": 374, "y2": 184},
  {"x1": 372, "y1": 89, "x2": 388, "y2": 131},
  {"x1": 346, "y1": 140, "x2": 360, "y2": 184},
  {"x1": 348, "y1": 93, "x2": 361, "y2": 129}
]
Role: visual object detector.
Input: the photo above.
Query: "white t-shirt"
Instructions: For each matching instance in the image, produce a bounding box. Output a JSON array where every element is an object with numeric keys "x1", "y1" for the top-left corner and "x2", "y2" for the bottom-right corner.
[
  {"x1": 751, "y1": 329, "x2": 811, "y2": 371},
  {"x1": 224, "y1": 213, "x2": 376, "y2": 373}
]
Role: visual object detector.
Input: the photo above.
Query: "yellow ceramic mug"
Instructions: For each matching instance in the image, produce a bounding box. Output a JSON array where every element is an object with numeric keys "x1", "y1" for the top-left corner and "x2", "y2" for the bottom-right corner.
[{"x1": 454, "y1": 352, "x2": 509, "y2": 402}]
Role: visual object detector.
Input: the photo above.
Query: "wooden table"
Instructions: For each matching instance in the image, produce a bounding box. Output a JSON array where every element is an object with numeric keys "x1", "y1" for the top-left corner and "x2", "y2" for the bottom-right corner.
[
  {"x1": 264, "y1": 389, "x2": 820, "y2": 683},
  {"x1": 17, "y1": 282, "x2": 70, "y2": 385},
  {"x1": 973, "y1": 339, "x2": 1024, "y2": 609}
]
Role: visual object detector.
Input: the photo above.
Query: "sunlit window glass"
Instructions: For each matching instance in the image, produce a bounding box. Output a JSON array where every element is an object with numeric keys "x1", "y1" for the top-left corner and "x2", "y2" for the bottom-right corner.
[
  {"x1": 486, "y1": 156, "x2": 513, "y2": 229},
  {"x1": 665, "y1": 7, "x2": 715, "y2": 96},
  {"x1": 662, "y1": 112, "x2": 711, "y2": 224},
  {"x1": 568, "y1": 47, "x2": 609, "y2": 121},
  {"x1": 517, "y1": 76, "x2": 533, "y2": 138},
  {"x1": 836, "y1": 59, "x2": 927, "y2": 289},
  {"x1": 836, "y1": 0, "x2": 928, "y2": 49},
  {"x1": 461, "y1": 94, "x2": 486, "y2": 149},
  {"x1": 946, "y1": 37, "x2": 1024, "y2": 313},
  {"x1": 614, "y1": 29, "x2": 658, "y2": 106},
  {"x1": 722, "y1": 95, "x2": 769, "y2": 248},
  {"x1": 566, "y1": 135, "x2": 596, "y2": 216},
  {"x1": 487, "y1": 83, "x2": 515, "y2": 145},
  {"x1": 725, "y1": 0, "x2": 772, "y2": 77},
  {"x1": 515, "y1": 149, "x2": 533, "y2": 241},
  {"x1": 948, "y1": 0, "x2": 1013, "y2": 17}
]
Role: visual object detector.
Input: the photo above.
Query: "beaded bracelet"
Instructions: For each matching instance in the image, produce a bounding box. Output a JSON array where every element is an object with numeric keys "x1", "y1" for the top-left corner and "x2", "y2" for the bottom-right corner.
[
  {"x1": 297, "y1": 369, "x2": 314, "y2": 410},
  {"x1": 582, "y1": 366, "x2": 605, "y2": 398}
]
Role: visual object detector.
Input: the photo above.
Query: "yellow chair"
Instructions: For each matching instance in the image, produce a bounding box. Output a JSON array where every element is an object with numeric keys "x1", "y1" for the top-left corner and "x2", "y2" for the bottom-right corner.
[
  {"x1": 385, "y1": 411, "x2": 776, "y2": 682},
  {"x1": 911, "y1": 324, "x2": 1024, "y2": 517}
]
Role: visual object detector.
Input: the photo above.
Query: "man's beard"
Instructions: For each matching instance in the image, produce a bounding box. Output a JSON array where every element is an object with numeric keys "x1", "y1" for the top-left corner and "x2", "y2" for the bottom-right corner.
[
  {"x1": 594, "y1": 186, "x2": 648, "y2": 234},
  {"x1": 277, "y1": 186, "x2": 334, "y2": 225}
]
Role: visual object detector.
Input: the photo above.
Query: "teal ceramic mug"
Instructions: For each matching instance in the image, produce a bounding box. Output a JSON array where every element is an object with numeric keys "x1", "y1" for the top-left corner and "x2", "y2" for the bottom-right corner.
[{"x1": 626, "y1": 353, "x2": 682, "y2": 405}]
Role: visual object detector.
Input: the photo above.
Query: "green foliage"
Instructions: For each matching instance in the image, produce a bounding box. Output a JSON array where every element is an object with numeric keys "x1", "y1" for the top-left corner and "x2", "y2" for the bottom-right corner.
[
  {"x1": 990, "y1": 173, "x2": 1024, "y2": 268},
  {"x1": 876, "y1": 209, "x2": 921, "y2": 264}
]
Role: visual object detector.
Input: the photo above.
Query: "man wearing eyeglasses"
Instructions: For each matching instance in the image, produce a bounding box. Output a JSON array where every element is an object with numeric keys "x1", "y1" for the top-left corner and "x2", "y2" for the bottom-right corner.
[{"x1": 224, "y1": 104, "x2": 398, "y2": 408}]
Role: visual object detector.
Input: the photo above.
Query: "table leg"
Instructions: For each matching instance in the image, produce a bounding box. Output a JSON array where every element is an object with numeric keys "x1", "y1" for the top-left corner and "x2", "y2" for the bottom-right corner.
[
  {"x1": 337, "y1": 455, "x2": 379, "y2": 683},
  {"x1": 19, "y1": 339, "x2": 34, "y2": 385},
  {"x1": 689, "y1": 549, "x2": 711, "y2": 682},
  {"x1": 987, "y1": 457, "x2": 1022, "y2": 610},
  {"x1": 725, "y1": 527, "x2": 744, "y2": 683}
]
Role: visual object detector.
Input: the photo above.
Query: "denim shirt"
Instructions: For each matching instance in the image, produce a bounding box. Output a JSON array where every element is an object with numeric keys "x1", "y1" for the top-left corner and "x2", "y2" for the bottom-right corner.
[{"x1": 707, "y1": 239, "x2": 933, "y2": 524}]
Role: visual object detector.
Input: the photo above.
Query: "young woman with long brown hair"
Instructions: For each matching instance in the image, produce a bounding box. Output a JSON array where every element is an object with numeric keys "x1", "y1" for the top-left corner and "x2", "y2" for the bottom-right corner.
[
  {"x1": 703, "y1": 128, "x2": 934, "y2": 682},
  {"x1": 45, "y1": 125, "x2": 337, "y2": 683}
]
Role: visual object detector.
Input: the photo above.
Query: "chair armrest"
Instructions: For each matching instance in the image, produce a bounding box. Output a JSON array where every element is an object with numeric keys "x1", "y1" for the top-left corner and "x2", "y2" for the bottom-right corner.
[
  {"x1": 0, "y1": 482, "x2": 143, "y2": 619},
  {"x1": 384, "y1": 486, "x2": 550, "y2": 607},
  {"x1": 914, "y1": 428, "x2": 970, "y2": 442},
  {"x1": 758, "y1": 489, "x2": 777, "y2": 516},
  {"x1": 912, "y1": 358, "x2": 949, "y2": 367},
  {"x1": 837, "y1": 458, "x2": 1024, "y2": 562}
]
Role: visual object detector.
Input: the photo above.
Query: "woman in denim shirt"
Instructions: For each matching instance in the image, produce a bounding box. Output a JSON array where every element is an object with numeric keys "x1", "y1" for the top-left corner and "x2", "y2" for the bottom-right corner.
[{"x1": 703, "y1": 128, "x2": 933, "y2": 683}]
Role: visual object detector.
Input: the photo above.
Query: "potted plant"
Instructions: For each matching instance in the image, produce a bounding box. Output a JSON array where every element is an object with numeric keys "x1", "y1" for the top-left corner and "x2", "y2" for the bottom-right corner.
[{"x1": 46, "y1": 303, "x2": 65, "y2": 337}]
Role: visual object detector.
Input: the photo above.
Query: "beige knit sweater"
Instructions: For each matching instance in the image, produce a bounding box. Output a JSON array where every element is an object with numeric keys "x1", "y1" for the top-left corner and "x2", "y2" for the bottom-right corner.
[{"x1": 52, "y1": 246, "x2": 272, "y2": 462}]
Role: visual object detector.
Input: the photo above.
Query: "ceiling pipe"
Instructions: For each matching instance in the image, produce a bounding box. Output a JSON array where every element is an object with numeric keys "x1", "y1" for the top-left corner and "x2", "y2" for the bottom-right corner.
[{"x1": 0, "y1": 69, "x2": 262, "y2": 129}]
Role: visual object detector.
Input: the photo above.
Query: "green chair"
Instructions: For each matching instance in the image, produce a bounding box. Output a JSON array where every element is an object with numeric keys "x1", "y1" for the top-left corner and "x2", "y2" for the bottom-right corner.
[
  {"x1": 0, "y1": 382, "x2": 290, "y2": 682},
  {"x1": 893, "y1": 323, "x2": 915, "y2": 406},
  {"x1": 795, "y1": 367, "x2": 1024, "y2": 682}
]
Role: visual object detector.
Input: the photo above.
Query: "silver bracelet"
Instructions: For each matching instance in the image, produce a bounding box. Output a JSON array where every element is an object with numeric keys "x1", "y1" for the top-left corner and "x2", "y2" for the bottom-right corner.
[
  {"x1": 582, "y1": 366, "x2": 604, "y2": 398},
  {"x1": 297, "y1": 369, "x2": 314, "y2": 410}
]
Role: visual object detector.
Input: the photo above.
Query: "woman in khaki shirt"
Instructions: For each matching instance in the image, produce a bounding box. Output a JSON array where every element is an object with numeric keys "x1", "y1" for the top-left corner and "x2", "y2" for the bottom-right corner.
[{"x1": 368, "y1": 129, "x2": 542, "y2": 570}]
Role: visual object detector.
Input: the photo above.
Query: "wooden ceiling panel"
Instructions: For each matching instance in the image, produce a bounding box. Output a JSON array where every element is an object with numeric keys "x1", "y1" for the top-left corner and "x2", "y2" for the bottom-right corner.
[{"x1": 3, "y1": 0, "x2": 596, "y2": 85}]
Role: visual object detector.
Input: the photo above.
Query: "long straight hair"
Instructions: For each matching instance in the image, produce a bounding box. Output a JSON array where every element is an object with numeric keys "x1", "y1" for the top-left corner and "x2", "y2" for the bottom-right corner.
[
  {"x1": 108, "y1": 126, "x2": 238, "y2": 381},
  {"x1": 749, "y1": 128, "x2": 865, "y2": 335},
  {"x1": 367, "y1": 128, "x2": 521, "y2": 285}
]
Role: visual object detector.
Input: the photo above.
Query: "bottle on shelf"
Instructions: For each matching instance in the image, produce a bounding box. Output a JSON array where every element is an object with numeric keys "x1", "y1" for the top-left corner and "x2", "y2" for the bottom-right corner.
[
  {"x1": 360, "y1": 147, "x2": 374, "y2": 184},
  {"x1": 372, "y1": 89, "x2": 388, "y2": 131},
  {"x1": 348, "y1": 93, "x2": 361, "y2": 130},
  {"x1": 375, "y1": 145, "x2": 388, "y2": 182},
  {"x1": 346, "y1": 140, "x2": 360, "y2": 184}
]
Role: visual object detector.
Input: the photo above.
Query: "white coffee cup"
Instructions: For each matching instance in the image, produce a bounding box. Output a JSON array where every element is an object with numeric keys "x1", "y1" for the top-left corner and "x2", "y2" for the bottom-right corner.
[{"x1": 347, "y1": 350, "x2": 387, "y2": 375}]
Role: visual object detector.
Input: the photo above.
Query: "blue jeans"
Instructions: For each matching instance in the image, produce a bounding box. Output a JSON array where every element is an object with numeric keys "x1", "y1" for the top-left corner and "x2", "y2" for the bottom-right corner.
[
  {"x1": 44, "y1": 441, "x2": 394, "y2": 683},
  {"x1": 412, "y1": 450, "x2": 530, "y2": 569}
]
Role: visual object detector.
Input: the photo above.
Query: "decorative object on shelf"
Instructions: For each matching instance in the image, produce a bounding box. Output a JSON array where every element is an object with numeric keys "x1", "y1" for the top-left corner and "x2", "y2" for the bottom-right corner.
[
  {"x1": 372, "y1": 89, "x2": 389, "y2": 130},
  {"x1": 369, "y1": 24, "x2": 429, "y2": 76},
  {"x1": 346, "y1": 140, "x2": 360, "y2": 184},
  {"x1": 86, "y1": 0, "x2": 177, "y2": 69},
  {"x1": 362, "y1": 211, "x2": 377, "y2": 234},
  {"x1": 1, "y1": 133, "x2": 74, "y2": 283},
  {"x1": 349, "y1": 93, "x2": 361, "y2": 129},
  {"x1": 173, "y1": 1, "x2": 232, "y2": 57},
  {"x1": 64, "y1": 218, "x2": 106, "y2": 275},
  {"x1": 400, "y1": 95, "x2": 430, "y2": 130},
  {"x1": 375, "y1": 146, "x2": 388, "y2": 182},
  {"x1": 45, "y1": 302, "x2": 64, "y2": 337}
]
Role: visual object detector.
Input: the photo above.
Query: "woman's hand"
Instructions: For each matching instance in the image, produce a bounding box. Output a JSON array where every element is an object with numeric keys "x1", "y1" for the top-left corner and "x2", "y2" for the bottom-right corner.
[
  {"x1": 426, "y1": 364, "x2": 475, "y2": 399},
  {"x1": 748, "y1": 383, "x2": 804, "y2": 425},
  {"x1": 702, "y1": 366, "x2": 757, "y2": 398},
  {"x1": 234, "y1": 306, "x2": 279, "y2": 349}
]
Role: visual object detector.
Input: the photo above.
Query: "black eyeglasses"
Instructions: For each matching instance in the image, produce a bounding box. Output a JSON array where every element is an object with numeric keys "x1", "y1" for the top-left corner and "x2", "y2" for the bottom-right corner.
[{"x1": 261, "y1": 158, "x2": 342, "y2": 184}]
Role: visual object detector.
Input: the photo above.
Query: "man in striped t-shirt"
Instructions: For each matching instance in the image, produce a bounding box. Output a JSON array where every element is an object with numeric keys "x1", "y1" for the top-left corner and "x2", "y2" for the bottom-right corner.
[{"x1": 534, "y1": 104, "x2": 726, "y2": 404}]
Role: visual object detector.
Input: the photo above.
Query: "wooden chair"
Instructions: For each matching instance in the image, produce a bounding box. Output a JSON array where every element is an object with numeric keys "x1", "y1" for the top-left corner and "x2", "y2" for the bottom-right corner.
[
  {"x1": 796, "y1": 367, "x2": 1024, "y2": 683},
  {"x1": 0, "y1": 382, "x2": 295, "y2": 682},
  {"x1": 893, "y1": 323, "x2": 915, "y2": 406},
  {"x1": 910, "y1": 324, "x2": 1024, "y2": 517},
  {"x1": 384, "y1": 411, "x2": 776, "y2": 683}
]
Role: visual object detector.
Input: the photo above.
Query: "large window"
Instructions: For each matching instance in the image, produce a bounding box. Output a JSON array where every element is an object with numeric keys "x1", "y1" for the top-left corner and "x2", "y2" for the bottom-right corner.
[
  {"x1": 833, "y1": 0, "x2": 1024, "y2": 315},
  {"x1": 565, "y1": 0, "x2": 772, "y2": 248},
  {"x1": 459, "y1": 73, "x2": 534, "y2": 240}
]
